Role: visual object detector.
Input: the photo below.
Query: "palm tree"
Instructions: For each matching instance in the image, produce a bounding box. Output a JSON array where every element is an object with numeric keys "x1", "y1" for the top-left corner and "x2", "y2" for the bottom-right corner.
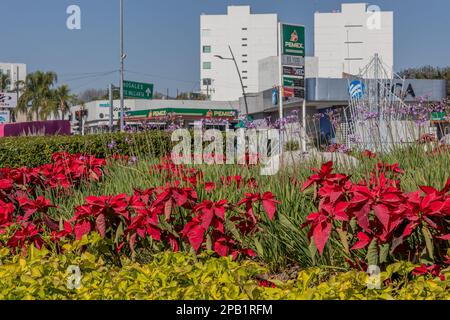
[
  {"x1": 0, "y1": 74, "x2": 10, "y2": 91},
  {"x1": 15, "y1": 71, "x2": 57, "y2": 121},
  {"x1": 44, "y1": 85, "x2": 77, "y2": 120}
]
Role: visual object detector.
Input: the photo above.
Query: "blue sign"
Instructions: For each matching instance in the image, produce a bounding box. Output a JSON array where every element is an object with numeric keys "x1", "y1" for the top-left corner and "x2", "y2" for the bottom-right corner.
[
  {"x1": 272, "y1": 88, "x2": 278, "y2": 106},
  {"x1": 349, "y1": 80, "x2": 365, "y2": 99}
]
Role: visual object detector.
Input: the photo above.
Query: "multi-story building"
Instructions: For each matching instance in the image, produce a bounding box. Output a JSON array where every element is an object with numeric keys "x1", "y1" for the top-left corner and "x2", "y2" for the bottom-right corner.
[
  {"x1": 314, "y1": 3, "x2": 393, "y2": 78},
  {"x1": 0, "y1": 62, "x2": 27, "y2": 91},
  {"x1": 200, "y1": 5, "x2": 278, "y2": 101}
]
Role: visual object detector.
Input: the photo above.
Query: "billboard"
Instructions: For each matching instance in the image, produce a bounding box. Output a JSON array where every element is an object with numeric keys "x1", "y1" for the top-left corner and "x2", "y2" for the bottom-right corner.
[{"x1": 0, "y1": 92, "x2": 17, "y2": 109}]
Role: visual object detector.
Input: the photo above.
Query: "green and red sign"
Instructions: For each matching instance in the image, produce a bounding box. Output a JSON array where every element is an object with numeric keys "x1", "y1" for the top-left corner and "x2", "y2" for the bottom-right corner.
[
  {"x1": 123, "y1": 108, "x2": 238, "y2": 119},
  {"x1": 281, "y1": 24, "x2": 305, "y2": 57}
]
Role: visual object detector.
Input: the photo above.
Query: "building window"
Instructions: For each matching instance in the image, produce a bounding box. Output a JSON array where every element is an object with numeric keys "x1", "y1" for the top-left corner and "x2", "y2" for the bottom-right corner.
[
  {"x1": 242, "y1": 44, "x2": 247, "y2": 47},
  {"x1": 203, "y1": 62, "x2": 212, "y2": 69},
  {"x1": 242, "y1": 77, "x2": 248, "y2": 80},
  {"x1": 203, "y1": 78, "x2": 212, "y2": 86},
  {"x1": 242, "y1": 61, "x2": 248, "y2": 63},
  {"x1": 242, "y1": 38, "x2": 248, "y2": 41},
  {"x1": 202, "y1": 45, "x2": 211, "y2": 53},
  {"x1": 242, "y1": 54, "x2": 248, "y2": 57},
  {"x1": 201, "y1": 29, "x2": 212, "y2": 37},
  {"x1": 242, "y1": 27, "x2": 248, "y2": 31},
  {"x1": 242, "y1": 70, "x2": 248, "y2": 74}
]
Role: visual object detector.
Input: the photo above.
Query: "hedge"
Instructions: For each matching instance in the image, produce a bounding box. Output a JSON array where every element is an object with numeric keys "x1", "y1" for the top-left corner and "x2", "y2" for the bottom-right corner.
[{"x1": 0, "y1": 131, "x2": 173, "y2": 168}]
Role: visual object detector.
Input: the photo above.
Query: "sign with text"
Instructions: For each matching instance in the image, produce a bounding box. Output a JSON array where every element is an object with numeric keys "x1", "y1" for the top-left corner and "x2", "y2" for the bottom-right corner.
[
  {"x1": 283, "y1": 66, "x2": 304, "y2": 77},
  {"x1": 283, "y1": 77, "x2": 304, "y2": 88},
  {"x1": 0, "y1": 92, "x2": 17, "y2": 109},
  {"x1": 123, "y1": 80, "x2": 154, "y2": 100},
  {"x1": 282, "y1": 55, "x2": 304, "y2": 67},
  {"x1": 281, "y1": 24, "x2": 305, "y2": 57}
]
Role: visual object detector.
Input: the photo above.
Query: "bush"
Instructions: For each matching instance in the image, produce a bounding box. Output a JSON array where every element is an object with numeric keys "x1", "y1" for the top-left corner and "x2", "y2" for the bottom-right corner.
[
  {"x1": 0, "y1": 237, "x2": 448, "y2": 300},
  {"x1": 0, "y1": 131, "x2": 172, "y2": 168}
]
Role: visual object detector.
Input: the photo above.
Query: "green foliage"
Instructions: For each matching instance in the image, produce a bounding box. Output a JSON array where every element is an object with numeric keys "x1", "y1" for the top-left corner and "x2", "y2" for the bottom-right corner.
[
  {"x1": 0, "y1": 236, "x2": 448, "y2": 300},
  {"x1": 0, "y1": 131, "x2": 172, "y2": 168}
]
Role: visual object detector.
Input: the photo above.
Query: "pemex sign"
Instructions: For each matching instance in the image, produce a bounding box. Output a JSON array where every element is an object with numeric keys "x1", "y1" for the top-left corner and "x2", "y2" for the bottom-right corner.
[
  {"x1": 123, "y1": 80, "x2": 154, "y2": 100},
  {"x1": 281, "y1": 24, "x2": 305, "y2": 57}
]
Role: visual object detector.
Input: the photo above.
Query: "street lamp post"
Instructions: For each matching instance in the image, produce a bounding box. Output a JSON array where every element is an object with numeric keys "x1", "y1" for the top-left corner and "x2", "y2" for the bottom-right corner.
[
  {"x1": 214, "y1": 45, "x2": 249, "y2": 116},
  {"x1": 119, "y1": 0, "x2": 126, "y2": 131}
]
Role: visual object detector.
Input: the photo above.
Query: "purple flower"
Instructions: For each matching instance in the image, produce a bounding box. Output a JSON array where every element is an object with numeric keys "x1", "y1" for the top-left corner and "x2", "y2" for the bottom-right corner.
[{"x1": 108, "y1": 140, "x2": 117, "y2": 149}]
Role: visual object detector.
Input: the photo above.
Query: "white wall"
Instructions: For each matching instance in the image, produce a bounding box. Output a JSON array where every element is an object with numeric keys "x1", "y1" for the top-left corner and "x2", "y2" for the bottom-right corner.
[
  {"x1": 314, "y1": 3, "x2": 393, "y2": 78},
  {"x1": 200, "y1": 6, "x2": 278, "y2": 101},
  {"x1": 0, "y1": 63, "x2": 27, "y2": 91}
]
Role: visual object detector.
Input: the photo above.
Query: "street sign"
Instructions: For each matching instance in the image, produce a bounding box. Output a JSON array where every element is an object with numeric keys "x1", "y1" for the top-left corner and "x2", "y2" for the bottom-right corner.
[
  {"x1": 281, "y1": 24, "x2": 305, "y2": 57},
  {"x1": 0, "y1": 92, "x2": 17, "y2": 109},
  {"x1": 123, "y1": 80, "x2": 154, "y2": 99},
  {"x1": 283, "y1": 77, "x2": 304, "y2": 88},
  {"x1": 283, "y1": 66, "x2": 304, "y2": 77},
  {"x1": 431, "y1": 112, "x2": 447, "y2": 121}
]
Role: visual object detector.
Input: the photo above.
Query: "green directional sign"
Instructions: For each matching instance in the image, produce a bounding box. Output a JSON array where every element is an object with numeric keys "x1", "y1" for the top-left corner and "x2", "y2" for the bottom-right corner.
[
  {"x1": 431, "y1": 112, "x2": 447, "y2": 121},
  {"x1": 123, "y1": 80, "x2": 154, "y2": 100}
]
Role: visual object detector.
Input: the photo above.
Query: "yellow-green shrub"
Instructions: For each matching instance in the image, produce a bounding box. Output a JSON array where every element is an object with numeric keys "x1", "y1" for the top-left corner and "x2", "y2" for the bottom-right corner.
[{"x1": 0, "y1": 234, "x2": 448, "y2": 300}]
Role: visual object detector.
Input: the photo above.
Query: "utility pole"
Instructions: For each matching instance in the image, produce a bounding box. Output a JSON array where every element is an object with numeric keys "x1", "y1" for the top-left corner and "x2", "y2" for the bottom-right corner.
[
  {"x1": 109, "y1": 84, "x2": 114, "y2": 132},
  {"x1": 119, "y1": 0, "x2": 125, "y2": 131},
  {"x1": 214, "y1": 46, "x2": 249, "y2": 116},
  {"x1": 14, "y1": 65, "x2": 19, "y2": 123}
]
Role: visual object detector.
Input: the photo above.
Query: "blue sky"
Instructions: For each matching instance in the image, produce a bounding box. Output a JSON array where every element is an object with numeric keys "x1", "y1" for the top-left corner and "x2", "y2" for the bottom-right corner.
[{"x1": 1, "y1": 0, "x2": 449, "y2": 95}]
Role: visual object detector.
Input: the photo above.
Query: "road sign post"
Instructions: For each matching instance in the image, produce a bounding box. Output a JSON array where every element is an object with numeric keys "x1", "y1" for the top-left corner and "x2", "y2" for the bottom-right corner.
[
  {"x1": 278, "y1": 23, "x2": 306, "y2": 153},
  {"x1": 123, "y1": 80, "x2": 154, "y2": 99}
]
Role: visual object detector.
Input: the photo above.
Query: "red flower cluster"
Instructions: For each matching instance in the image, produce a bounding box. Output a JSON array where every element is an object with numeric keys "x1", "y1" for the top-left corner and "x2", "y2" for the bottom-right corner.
[
  {"x1": 0, "y1": 153, "x2": 106, "y2": 252},
  {"x1": 302, "y1": 161, "x2": 450, "y2": 267}
]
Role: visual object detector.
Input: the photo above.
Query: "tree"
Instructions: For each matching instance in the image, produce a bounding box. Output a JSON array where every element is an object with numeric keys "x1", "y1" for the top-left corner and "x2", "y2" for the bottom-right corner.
[
  {"x1": 0, "y1": 74, "x2": 10, "y2": 91},
  {"x1": 15, "y1": 71, "x2": 58, "y2": 121},
  {"x1": 79, "y1": 88, "x2": 107, "y2": 103},
  {"x1": 49, "y1": 85, "x2": 78, "y2": 120}
]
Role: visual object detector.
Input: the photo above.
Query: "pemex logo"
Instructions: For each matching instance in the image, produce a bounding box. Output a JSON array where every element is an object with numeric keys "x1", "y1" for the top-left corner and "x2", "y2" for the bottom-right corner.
[{"x1": 290, "y1": 30, "x2": 299, "y2": 42}]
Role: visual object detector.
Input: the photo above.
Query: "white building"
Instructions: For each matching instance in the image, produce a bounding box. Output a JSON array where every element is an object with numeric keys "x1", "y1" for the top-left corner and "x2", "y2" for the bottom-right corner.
[
  {"x1": 314, "y1": 3, "x2": 393, "y2": 78},
  {"x1": 0, "y1": 63, "x2": 27, "y2": 91},
  {"x1": 200, "y1": 6, "x2": 278, "y2": 101}
]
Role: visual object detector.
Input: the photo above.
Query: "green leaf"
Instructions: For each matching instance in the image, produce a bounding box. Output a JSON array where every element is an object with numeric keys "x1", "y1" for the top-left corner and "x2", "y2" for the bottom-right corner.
[
  {"x1": 115, "y1": 222, "x2": 124, "y2": 245},
  {"x1": 366, "y1": 239, "x2": 379, "y2": 266},
  {"x1": 336, "y1": 228, "x2": 350, "y2": 255},
  {"x1": 253, "y1": 238, "x2": 264, "y2": 257},
  {"x1": 422, "y1": 226, "x2": 434, "y2": 260},
  {"x1": 379, "y1": 243, "x2": 390, "y2": 264}
]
